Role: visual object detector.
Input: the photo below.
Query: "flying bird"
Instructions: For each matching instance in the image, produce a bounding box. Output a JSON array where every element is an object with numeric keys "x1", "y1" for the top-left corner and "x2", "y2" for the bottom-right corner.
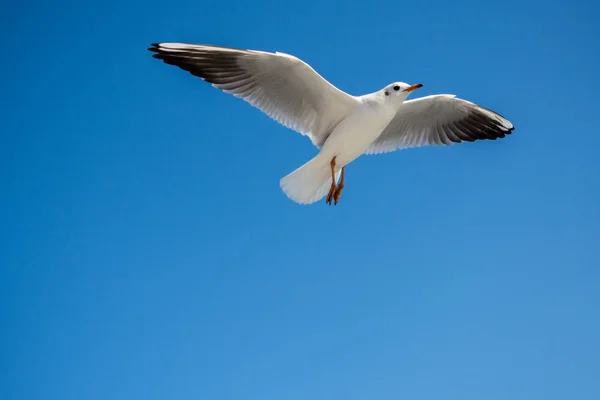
[{"x1": 149, "y1": 43, "x2": 515, "y2": 205}]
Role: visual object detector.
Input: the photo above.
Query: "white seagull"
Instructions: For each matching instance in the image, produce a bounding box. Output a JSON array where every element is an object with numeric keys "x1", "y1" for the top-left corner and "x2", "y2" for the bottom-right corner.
[{"x1": 149, "y1": 43, "x2": 515, "y2": 205}]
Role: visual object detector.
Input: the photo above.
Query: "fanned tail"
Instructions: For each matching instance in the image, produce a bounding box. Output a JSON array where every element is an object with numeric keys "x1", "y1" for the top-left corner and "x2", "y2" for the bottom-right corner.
[{"x1": 280, "y1": 154, "x2": 340, "y2": 205}]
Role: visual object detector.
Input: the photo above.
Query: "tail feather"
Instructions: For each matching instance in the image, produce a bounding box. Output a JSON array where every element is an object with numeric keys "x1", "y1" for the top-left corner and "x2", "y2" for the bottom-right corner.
[{"x1": 280, "y1": 155, "x2": 340, "y2": 205}]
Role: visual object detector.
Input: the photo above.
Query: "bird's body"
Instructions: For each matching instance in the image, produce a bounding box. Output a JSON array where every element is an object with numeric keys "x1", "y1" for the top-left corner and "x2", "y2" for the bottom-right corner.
[
  {"x1": 280, "y1": 93, "x2": 397, "y2": 204},
  {"x1": 149, "y1": 42, "x2": 515, "y2": 205},
  {"x1": 321, "y1": 94, "x2": 396, "y2": 167}
]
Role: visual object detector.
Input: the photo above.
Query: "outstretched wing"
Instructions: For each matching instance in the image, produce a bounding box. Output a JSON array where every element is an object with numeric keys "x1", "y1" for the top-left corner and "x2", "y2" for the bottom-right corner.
[
  {"x1": 149, "y1": 43, "x2": 358, "y2": 147},
  {"x1": 365, "y1": 94, "x2": 514, "y2": 154}
]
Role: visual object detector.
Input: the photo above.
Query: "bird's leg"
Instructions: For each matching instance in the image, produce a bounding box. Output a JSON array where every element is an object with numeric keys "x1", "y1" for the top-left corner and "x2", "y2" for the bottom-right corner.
[
  {"x1": 325, "y1": 156, "x2": 337, "y2": 205},
  {"x1": 333, "y1": 166, "x2": 345, "y2": 205}
]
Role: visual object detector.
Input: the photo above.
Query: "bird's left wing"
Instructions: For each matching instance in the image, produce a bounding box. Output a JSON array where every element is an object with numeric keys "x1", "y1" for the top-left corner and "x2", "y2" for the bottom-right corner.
[
  {"x1": 365, "y1": 95, "x2": 514, "y2": 155},
  {"x1": 149, "y1": 43, "x2": 358, "y2": 147}
]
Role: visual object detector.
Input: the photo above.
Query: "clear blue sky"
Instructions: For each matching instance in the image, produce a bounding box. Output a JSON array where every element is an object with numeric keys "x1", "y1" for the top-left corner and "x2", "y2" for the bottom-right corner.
[{"x1": 1, "y1": 0, "x2": 599, "y2": 399}]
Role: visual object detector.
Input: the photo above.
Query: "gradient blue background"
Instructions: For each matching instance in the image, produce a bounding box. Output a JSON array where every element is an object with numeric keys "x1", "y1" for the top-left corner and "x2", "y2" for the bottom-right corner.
[{"x1": 2, "y1": 1, "x2": 599, "y2": 399}]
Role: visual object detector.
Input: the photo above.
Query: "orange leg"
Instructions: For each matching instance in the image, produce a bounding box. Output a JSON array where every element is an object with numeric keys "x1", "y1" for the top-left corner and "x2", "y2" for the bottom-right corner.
[
  {"x1": 333, "y1": 166, "x2": 345, "y2": 205},
  {"x1": 325, "y1": 156, "x2": 337, "y2": 205}
]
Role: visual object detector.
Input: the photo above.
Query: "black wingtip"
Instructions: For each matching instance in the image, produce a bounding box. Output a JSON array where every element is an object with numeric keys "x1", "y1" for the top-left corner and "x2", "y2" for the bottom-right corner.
[{"x1": 148, "y1": 43, "x2": 160, "y2": 52}]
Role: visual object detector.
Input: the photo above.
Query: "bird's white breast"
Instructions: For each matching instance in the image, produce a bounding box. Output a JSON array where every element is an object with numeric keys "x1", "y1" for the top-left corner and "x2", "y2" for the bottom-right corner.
[{"x1": 319, "y1": 98, "x2": 396, "y2": 167}]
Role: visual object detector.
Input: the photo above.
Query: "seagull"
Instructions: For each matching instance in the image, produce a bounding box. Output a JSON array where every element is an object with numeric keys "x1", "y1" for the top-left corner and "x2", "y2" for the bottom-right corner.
[{"x1": 149, "y1": 43, "x2": 515, "y2": 205}]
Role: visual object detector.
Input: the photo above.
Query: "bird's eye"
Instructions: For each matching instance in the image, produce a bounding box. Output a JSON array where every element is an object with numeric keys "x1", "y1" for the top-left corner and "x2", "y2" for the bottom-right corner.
[{"x1": 393, "y1": 85, "x2": 400, "y2": 91}]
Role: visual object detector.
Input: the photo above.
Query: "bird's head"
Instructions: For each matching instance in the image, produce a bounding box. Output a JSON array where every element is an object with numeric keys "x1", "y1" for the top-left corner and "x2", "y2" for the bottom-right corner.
[{"x1": 383, "y1": 82, "x2": 423, "y2": 101}]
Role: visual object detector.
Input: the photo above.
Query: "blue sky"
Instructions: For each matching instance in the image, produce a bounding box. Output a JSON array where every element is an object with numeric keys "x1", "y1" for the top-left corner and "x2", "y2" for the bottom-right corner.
[{"x1": 1, "y1": 0, "x2": 599, "y2": 399}]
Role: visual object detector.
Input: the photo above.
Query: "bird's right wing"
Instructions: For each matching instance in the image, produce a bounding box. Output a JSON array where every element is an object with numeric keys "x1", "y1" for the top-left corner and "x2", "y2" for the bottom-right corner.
[
  {"x1": 149, "y1": 43, "x2": 358, "y2": 147},
  {"x1": 365, "y1": 95, "x2": 514, "y2": 154}
]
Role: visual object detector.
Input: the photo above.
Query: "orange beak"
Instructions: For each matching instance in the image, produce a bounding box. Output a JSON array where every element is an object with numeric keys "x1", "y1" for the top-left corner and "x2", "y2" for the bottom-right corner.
[{"x1": 403, "y1": 83, "x2": 423, "y2": 93}]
